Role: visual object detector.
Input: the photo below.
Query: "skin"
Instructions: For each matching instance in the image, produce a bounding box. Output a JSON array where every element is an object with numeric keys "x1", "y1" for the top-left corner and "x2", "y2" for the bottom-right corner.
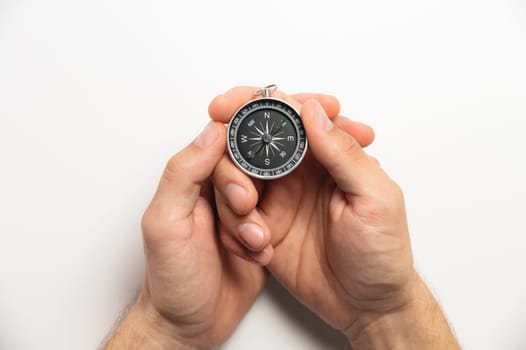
[
  {"x1": 209, "y1": 87, "x2": 461, "y2": 348},
  {"x1": 103, "y1": 91, "x2": 374, "y2": 349},
  {"x1": 210, "y1": 88, "x2": 408, "y2": 329},
  {"x1": 104, "y1": 87, "x2": 460, "y2": 349}
]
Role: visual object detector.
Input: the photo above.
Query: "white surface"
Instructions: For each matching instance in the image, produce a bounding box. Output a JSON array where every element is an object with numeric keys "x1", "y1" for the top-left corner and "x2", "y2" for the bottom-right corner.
[{"x1": 1, "y1": 1, "x2": 525, "y2": 349}]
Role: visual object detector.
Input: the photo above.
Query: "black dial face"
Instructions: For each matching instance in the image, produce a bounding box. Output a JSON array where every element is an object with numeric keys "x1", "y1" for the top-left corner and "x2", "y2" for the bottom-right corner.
[{"x1": 227, "y1": 98, "x2": 307, "y2": 179}]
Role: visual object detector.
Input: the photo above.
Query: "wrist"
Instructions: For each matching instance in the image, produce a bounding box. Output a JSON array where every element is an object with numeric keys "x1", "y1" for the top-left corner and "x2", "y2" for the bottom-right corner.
[
  {"x1": 104, "y1": 291, "x2": 197, "y2": 350},
  {"x1": 344, "y1": 274, "x2": 460, "y2": 350}
]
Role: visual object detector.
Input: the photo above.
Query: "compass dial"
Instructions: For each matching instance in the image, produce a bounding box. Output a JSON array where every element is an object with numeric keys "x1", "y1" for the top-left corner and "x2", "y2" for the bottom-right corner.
[{"x1": 227, "y1": 98, "x2": 307, "y2": 179}]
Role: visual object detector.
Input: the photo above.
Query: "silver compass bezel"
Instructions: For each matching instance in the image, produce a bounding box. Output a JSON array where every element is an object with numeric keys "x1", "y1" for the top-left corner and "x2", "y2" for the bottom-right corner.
[{"x1": 226, "y1": 97, "x2": 308, "y2": 180}]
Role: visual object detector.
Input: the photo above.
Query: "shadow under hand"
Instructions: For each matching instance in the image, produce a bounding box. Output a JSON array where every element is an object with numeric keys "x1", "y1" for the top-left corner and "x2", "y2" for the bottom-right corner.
[{"x1": 266, "y1": 277, "x2": 350, "y2": 350}]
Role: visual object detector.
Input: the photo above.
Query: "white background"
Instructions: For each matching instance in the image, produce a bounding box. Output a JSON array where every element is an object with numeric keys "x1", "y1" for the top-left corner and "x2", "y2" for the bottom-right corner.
[{"x1": 1, "y1": 1, "x2": 525, "y2": 349}]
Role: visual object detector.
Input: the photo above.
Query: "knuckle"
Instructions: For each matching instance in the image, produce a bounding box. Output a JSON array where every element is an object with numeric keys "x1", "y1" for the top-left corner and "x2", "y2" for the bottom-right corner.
[
  {"x1": 391, "y1": 181, "x2": 404, "y2": 201},
  {"x1": 378, "y1": 181, "x2": 405, "y2": 214},
  {"x1": 141, "y1": 205, "x2": 165, "y2": 241},
  {"x1": 141, "y1": 211, "x2": 159, "y2": 246},
  {"x1": 336, "y1": 134, "x2": 367, "y2": 165},
  {"x1": 164, "y1": 155, "x2": 185, "y2": 182},
  {"x1": 141, "y1": 206, "x2": 158, "y2": 234},
  {"x1": 356, "y1": 179, "x2": 405, "y2": 222},
  {"x1": 369, "y1": 156, "x2": 381, "y2": 166},
  {"x1": 341, "y1": 136, "x2": 360, "y2": 157},
  {"x1": 141, "y1": 203, "x2": 190, "y2": 246}
]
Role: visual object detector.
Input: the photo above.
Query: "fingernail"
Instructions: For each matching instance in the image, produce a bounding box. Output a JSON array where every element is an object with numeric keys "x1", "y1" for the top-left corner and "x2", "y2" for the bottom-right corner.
[
  {"x1": 194, "y1": 122, "x2": 218, "y2": 148},
  {"x1": 238, "y1": 223, "x2": 264, "y2": 249},
  {"x1": 313, "y1": 102, "x2": 333, "y2": 131},
  {"x1": 225, "y1": 183, "x2": 247, "y2": 212}
]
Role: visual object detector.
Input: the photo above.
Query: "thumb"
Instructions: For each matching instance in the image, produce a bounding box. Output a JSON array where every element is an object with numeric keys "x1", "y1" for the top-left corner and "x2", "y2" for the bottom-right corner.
[
  {"x1": 151, "y1": 121, "x2": 226, "y2": 220},
  {"x1": 302, "y1": 100, "x2": 377, "y2": 196}
]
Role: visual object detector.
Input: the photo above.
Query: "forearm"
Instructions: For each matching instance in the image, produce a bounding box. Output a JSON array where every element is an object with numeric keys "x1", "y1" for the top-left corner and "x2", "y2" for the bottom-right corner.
[
  {"x1": 102, "y1": 293, "x2": 195, "y2": 350},
  {"x1": 346, "y1": 276, "x2": 461, "y2": 350}
]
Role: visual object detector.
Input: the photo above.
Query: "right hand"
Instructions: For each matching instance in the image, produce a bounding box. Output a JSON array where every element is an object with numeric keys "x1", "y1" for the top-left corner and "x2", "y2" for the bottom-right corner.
[{"x1": 209, "y1": 88, "x2": 416, "y2": 338}]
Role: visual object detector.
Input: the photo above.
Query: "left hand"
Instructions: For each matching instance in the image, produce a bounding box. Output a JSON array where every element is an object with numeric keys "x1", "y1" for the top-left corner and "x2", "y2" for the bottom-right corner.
[{"x1": 105, "y1": 121, "x2": 266, "y2": 350}]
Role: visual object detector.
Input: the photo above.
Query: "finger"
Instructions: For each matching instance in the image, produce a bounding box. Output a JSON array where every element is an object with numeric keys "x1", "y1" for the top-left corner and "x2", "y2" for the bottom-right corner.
[
  {"x1": 211, "y1": 154, "x2": 259, "y2": 216},
  {"x1": 219, "y1": 225, "x2": 274, "y2": 266},
  {"x1": 292, "y1": 94, "x2": 376, "y2": 147},
  {"x1": 208, "y1": 86, "x2": 340, "y2": 124},
  {"x1": 291, "y1": 93, "x2": 340, "y2": 117},
  {"x1": 150, "y1": 121, "x2": 226, "y2": 221},
  {"x1": 214, "y1": 188, "x2": 273, "y2": 259},
  {"x1": 333, "y1": 115, "x2": 375, "y2": 148},
  {"x1": 301, "y1": 100, "x2": 380, "y2": 196}
]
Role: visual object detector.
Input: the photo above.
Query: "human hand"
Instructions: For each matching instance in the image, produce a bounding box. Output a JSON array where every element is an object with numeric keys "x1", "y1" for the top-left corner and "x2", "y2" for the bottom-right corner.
[
  {"x1": 104, "y1": 121, "x2": 265, "y2": 349},
  {"x1": 104, "y1": 92, "x2": 349, "y2": 350},
  {"x1": 209, "y1": 87, "x2": 391, "y2": 328},
  {"x1": 209, "y1": 87, "x2": 453, "y2": 347}
]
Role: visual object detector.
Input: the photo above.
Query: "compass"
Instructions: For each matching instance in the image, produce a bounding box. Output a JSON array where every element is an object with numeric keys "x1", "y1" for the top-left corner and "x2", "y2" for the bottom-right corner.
[{"x1": 227, "y1": 85, "x2": 308, "y2": 180}]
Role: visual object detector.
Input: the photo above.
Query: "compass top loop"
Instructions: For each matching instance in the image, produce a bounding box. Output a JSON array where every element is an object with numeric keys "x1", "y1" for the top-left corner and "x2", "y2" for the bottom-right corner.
[{"x1": 254, "y1": 84, "x2": 278, "y2": 98}]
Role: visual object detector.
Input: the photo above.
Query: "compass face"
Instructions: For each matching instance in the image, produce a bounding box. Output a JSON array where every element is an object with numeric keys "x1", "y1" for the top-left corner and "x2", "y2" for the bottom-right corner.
[{"x1": 227, "y1": 98, "x2": 308, "y2": 179}]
